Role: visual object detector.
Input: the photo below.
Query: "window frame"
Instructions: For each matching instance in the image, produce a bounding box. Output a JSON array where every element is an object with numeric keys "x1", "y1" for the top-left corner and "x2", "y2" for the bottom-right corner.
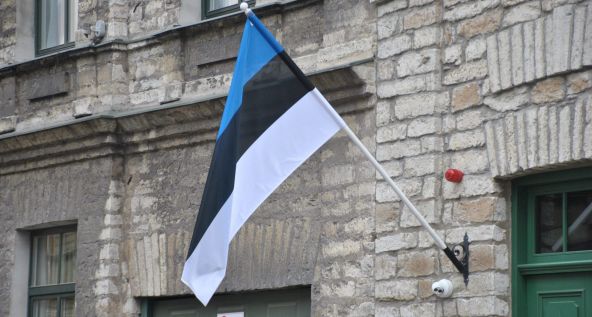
[
  {"x1": 28, "y1": 225, "x2": 77, "y2": 317},
  {"x1": 35, "y1": 0, "x2": 75, "y2": 56},
  {"x1": 202, "y1": 0, "x2": 255, "y2": 19}
]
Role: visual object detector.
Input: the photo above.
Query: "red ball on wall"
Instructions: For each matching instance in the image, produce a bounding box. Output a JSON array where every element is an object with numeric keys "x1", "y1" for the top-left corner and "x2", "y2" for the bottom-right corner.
[{"x1": 445, "y1": 169, "x2": 464, "y2": 183}]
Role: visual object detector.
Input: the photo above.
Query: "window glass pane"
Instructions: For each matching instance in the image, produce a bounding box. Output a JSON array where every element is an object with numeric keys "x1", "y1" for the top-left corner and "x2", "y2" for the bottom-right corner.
[
  {"x1": 40, "y1": 0, "x2": 67, "y2": 49},
  {"x1": 31, "y1": 298, "x2": 58, "y2": 317},
  {"x1": 32, "y1": 234, "x2": 61, "y2": 286},
  {"x1": 536, "y1": 193, "x2": 563, "y2": 253},
  {"x1": 210, "y1": 0, "x2": 236, "y2": 10},
  {"x1": 566, "y1": 190, "x2": 592, "y2": 251},
  {"x1": 60, "y1": 232, "x2": 77, "y2": 283},
  {"x1": 61, "y1": 297, "x2": 75, "y2": 317}
]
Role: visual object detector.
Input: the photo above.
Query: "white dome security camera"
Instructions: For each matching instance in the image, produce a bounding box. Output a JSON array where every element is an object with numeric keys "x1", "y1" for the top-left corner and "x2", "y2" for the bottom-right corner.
[{"x1": 431, "y1": 279, "x2": 453, "y2": 298}]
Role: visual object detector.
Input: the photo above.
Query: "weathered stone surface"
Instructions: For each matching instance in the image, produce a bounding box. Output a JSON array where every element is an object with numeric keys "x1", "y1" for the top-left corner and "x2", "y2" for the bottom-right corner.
[
  {"x1": 448, "y1": 129, "x2": 485, "y2": 150},
  {"x1": 397, "y1": 250, "x2": 436, "y2": 277},
  {"x1": 394, "y1": 91, "x2": 449, "y2": 118},
  {"x1": 457, "y1": 9, "x2": 503, "y2": 38},
  {"x1": 379, "y1": 35, "x2": 412, "y2": 58},
  {"x1": 483, "y1": 86, "x2": 529, "y2": 111},
  {"x1": 375, "y1": 232, "x2": 418, "y2": 253},
  {"x1": 375, "y1": 280, "x2": 417, "y2": 300},
  {"x1": 413, "y1": 26, "x2": 441, "y2": 48},
  {"x1": 396, "y1": 49, "x2": 440, "y2": 77},
  {"x1": 444, "y1": 0, "x2": 500, "y2": 22},
  {"x1": 0, "y1": 115, "x2": 17, "y2": 134},
  {"x1": 443, "y1": 60, "x2": 488, "y2": 85},
  {"x1": 453, "y1": 196, "x2": 497, "y2": 222},
  {"x1": 404, "y1": 5, "x2": 440, "y2": 29},
  {"x1": 451, "y1": 82, "x2": 481, "y2": 111},
  {"x1": 502, "y1": 1, "x2": 541, "y2": 27},
  {"x1": 531, "y1": 77, "x2": 565, "y2": 104}
]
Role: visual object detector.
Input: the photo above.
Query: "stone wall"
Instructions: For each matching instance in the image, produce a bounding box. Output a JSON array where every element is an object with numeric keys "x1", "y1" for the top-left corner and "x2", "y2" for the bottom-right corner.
[{"x1": 374, "y1": 0, "x2": 592, "y2": 316}]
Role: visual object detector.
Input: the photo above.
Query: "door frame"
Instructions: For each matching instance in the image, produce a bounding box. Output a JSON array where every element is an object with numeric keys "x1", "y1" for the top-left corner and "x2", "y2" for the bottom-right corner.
[{"x1": 511, "y1": 166, "x2": 592, "y2": 316}]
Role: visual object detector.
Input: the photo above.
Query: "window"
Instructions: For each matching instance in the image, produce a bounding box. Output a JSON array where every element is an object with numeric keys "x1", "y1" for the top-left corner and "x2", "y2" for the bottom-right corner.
[
  {"x1": 512, "y1": 167, "x2": 592, "y2": 316},
  {"x1": 36, "y1": 0, "x2": 77, "y2": 55},
  {"x1": 29, "y1": 226, "x2": 77, "y2": 317},
  {"x1": 203, "y1": 0, "x2": 255, "y2": 19}
]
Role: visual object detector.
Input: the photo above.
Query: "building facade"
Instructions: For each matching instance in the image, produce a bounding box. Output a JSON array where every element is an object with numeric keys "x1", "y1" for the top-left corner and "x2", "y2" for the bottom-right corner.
[{"x1": 0, "y1": 0, "x2": 591, "y2": 316}]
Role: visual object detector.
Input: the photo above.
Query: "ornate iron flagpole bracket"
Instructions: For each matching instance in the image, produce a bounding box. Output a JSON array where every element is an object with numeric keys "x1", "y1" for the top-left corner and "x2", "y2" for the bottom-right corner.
[{"x1": 443, "y1": 232, "x2": 470, "y2": 286}]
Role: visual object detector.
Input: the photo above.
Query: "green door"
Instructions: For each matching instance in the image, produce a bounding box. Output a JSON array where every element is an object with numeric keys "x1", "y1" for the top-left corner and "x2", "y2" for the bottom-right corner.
[
  {"x1": 149, "y1": 287, "x2": 311, "y2": 317},
  {"x1": 513, "y1": 168, "x2": 592, "y2": 317}
]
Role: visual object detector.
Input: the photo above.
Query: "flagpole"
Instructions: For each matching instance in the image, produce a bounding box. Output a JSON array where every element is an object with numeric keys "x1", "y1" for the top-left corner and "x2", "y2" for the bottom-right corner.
[{"x1": 239, "y1": 2, "x2": 469, "y2": 284}]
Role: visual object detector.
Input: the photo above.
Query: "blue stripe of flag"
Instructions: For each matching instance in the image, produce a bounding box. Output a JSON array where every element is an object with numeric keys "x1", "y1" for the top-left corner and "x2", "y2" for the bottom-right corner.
[{"x1": 216, "y1": 15, "x2": 284, "y2": 139}]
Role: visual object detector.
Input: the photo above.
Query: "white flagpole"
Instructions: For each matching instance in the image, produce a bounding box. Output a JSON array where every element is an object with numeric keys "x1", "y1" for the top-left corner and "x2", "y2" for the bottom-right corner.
[{"x1": 240, "y1": 2, "x2": 469, "y2": 280}]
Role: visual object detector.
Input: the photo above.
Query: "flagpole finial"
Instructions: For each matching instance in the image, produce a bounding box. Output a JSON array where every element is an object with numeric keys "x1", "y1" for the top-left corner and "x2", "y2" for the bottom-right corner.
[{"x1": 240, "y1": 2, "x2": 251, "y2": 15}]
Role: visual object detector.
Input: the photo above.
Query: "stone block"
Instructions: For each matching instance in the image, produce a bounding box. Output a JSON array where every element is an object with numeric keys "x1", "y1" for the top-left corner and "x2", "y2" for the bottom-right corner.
[
  {"x1": 457, "y1": 297, "x2": 509, "y2": 316},
  {"x1": 448, "y1": 129, "x2": 485, "y2": 150},
  {"x1": 397, "y1": 250, "x2": 436, "y2": 277},
  {"x1": 484, "y1": 86, "x2": 529, "y2": 111},
  {"x1": 451, "y1": 82, "x2": 480, "y2": 111},
  {"x1": 377, "y1": 0, "x2": 408, "y2": 17},
  {"x1": 443, "y1": 174, "x2": 500, "y2": 199},
  {"x1": 378, "y1": 73, "x2": 436, "y2": 97},
  {"x1": 567, "y1": 70, "x2": 592, "y2": 94},
  {"x1": 525, "y1": 108, "x2": 539, "y2": 167},
  {"x1": 450, "y1": 148, "x2": 489, "y2": 174},
  {"x1": 497, "y1": 29, "x2": 512, "y2": 89},
  {"x1": 444, "y1": 0, "x2": 500, "y2": 22},
  {"x1": 446, "y1": 224, "x2": 505, "y2": 243},
  {"x1": 552, "y1": 5, "x2": 574, "y2": 73},
  {"x1": 375, "y1": 280, "x2": 417, "y2": 300},
  {"x1": 407, "y1": 117, "x2": 441, "y2": 138},
  {"x1": 571, "y1": 8, "x2": 586, "y2": 69},
  {"x1": 322, "y1": 240, "x2": 363, "y2": 258},
  {"x1": 396, "y1": 49, "x2": 440, "y2": 77},
  {"x1": 531, "y1": 77, "x2": 565, "y2": 104},
  {"x1": 377, "y1": 177, "x2": 423, "y2": 202},
  {"x1": 375, "y1": 254, "x2": 398, "y2": 280},
  {"x1": 378, "y1": 13, "x2": 402, "y2": 40},
  {"x1": 584, "y1": 3, "x2": 592, "y2": 65},
  {"x1": 495, "y1": 244, "x2": 509, "y2": 269},
  {"x1": 453, "y1": 196, "x2": 497, "y2": 223},
  {"x1": 378, "y1": 35, "x2": 412, "y2": 59},
  {"x1": 401, "y1": 199, "x2": 438, "y2": 227},
  {"x1": 457, "y1": 9, "x2": 503, "y2": 39},
  {"x1": 0, "y1": 115, "x2": 17, "y2": 134},
  {"x1": 545, "y1": 15, "x2": 554, "y2": 76},
  {"x1": 72, "y1": 97, "x2": 96, "y2": 118},
  {"x1": 413, "y1": 26, "x2": 441, "y2": 48},
  {"x1": 523, "y1": 21, "x2": 536, "y2": 82},
  {"x1": 400, "y1": 302, "x2": 435, "y2": 317},
  {"x1": 456, "y1": 109, "x2": 484, "y2": 131},
  {"x1": 511, "y1": 24, "x2": 524, "y2": 86},
  {"x1": 502, "y1": 1, "x2": 541, "y2": 27},
  {"x1": 535, "y1": 17, "x2": 546, "y2": 79},
  {"x1": 377, "y1": 124, "x2": 407, "y2": 143},
  {"x1": 322, "y1": 164, "x2": 354, "y2": 187},
  {"x1": 559, "y1": 105, "x2": 572, "y2": 162},
  {"x1": 486, "y1": 35, "x2": 501, "y2": 92},
  {"x1": 404, "y1": 154, "x2": 438, "y2": 176},
  {"x1": 377, "y1": 139, "x2": 422, "y2": 161},
  {"x1": 375, "y1": 232, "x2": 418, "y2": 253},
  {"x1": 466, "y1": 38, "x2": 486, "y2": 61},
  {"x1": 444, "y1": 44, "x2": 462, "y2": 65},
  {"x1": 394, "y1": 91, "x2": 449, "y2": 119},
  {"x1": 443, "y1": 60, "x2": 488, "y2": 85},
  {"x1": 404, "y1": 5, "x2": 440, "y2": 29}
]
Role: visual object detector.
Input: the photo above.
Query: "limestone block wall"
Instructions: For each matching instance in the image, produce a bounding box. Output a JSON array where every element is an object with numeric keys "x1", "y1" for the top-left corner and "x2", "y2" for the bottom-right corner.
[{"x1": 373, "y1": 0, "x2": 592, "y2": 316}]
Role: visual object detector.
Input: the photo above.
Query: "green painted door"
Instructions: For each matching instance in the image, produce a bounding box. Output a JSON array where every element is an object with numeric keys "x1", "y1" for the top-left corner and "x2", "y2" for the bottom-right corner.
[
  {"x1": 513, "y1": 168, "x2": 592, "y2": 317},
  {"x1": 149, "y1": 287, "x2": 311, "y2": 317}
]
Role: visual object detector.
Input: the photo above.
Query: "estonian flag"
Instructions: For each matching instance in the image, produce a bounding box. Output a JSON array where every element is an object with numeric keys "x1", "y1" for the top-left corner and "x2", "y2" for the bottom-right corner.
[{"x1": 181, "y1": 11, "x2": 344, "y2": 305}]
